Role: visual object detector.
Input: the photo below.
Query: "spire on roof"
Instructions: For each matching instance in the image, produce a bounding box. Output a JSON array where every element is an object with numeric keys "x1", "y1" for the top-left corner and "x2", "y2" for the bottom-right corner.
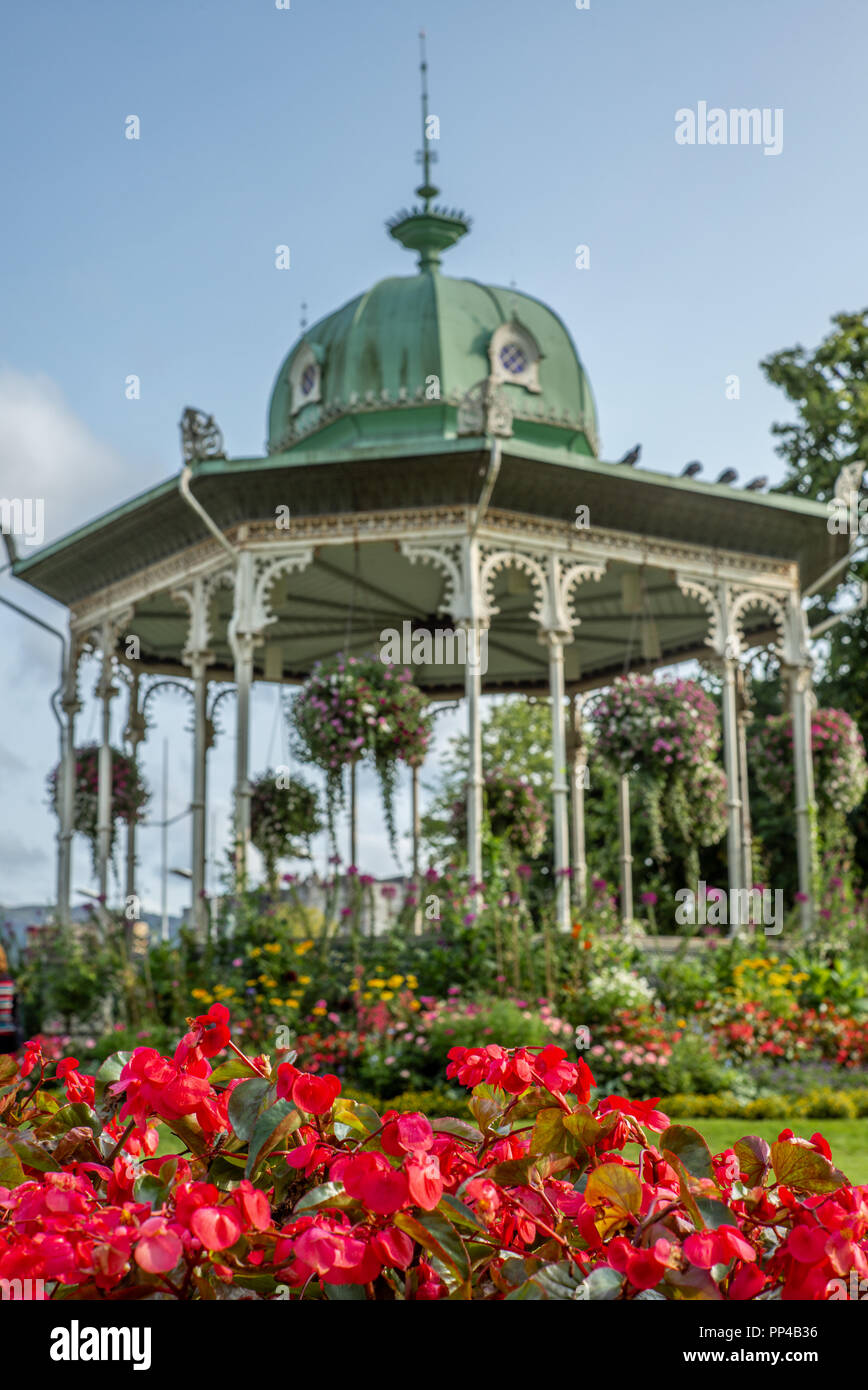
[{"x1": 387, "y1": 31, "x2": 470, "y2": 272}]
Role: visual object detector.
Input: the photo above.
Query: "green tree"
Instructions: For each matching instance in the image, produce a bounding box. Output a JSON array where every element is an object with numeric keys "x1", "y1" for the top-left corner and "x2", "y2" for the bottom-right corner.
[
  {"x1": 761, "y1": 308, "x2": 868, "y2": 881},
  {"x1": 762, "y1": 309, "x2": 868, "y2": 500}
]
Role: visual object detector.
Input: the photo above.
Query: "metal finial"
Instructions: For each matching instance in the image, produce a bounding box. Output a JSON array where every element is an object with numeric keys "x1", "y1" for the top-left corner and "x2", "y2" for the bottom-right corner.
[
  {"x1": 300, "y1": 300, "x2": 308, "y2": 333},
  {"x1": 416, "y1": 29, "x2": 438, "y2": 209}
]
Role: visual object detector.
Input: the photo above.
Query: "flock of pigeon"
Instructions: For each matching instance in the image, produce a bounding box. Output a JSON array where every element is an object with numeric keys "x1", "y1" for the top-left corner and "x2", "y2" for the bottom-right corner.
[{"x1": 616, "y1": 443, "x2": 767, "y2": 492}]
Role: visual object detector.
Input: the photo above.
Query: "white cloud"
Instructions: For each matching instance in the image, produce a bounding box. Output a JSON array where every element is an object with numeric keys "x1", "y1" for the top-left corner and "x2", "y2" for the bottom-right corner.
[{"x1": 0, "y1": 368, "x2": 127, "y2": 545}]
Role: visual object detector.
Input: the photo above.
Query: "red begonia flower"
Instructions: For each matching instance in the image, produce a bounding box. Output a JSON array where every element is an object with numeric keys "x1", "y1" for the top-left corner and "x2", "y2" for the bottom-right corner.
[
  {"x1": 193, "y1": 1003, "x2": 231, "y2": 1057},
  {"x1": 381, "y1": 1111, "x2": 433, "y2": 1156},
  {"x1": 291, "y1": 1072, "x2": 341, "y2": 1116},
  {"x1": 405, "y1": 1152, "x2": 443, "y2": 1211},
  {"x1": 191, "y1": 1205, "x2": 243, "y2": 1251},
  {"x1": 372, "y1": 1226, "x2": 414, "y2": 1269},
  {"x1": 135, "y1": 1218, "x2": 184, "y2": 1274}
]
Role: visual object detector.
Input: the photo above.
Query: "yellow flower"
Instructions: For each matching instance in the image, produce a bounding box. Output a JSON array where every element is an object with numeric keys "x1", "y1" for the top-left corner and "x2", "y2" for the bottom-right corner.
[
  {"x1": 286, "y1": 999, "x2": 299, "y2": 1009},
  {"x1": 380, "y1": 991, "x2": 394, "y2": 1002},
  {"x1": 312, "y1": 1006, "x2": 327, "y2": 1016},
  {"x1": 348, "y1": 979, "x2": 360, "y2": 992},
  {"x1": 362, "y1": 991, "x2": 372, "y2": 1002},
  {"x1": 264, "y1": 942, "x2": 281, "y2": 954},
  {"x1": 406, "y1": 976, "x2": 418, "y2": 990},
  {"x1": 246, "y1": 979, "x2": 258, "y2": 987},
  {"x1": 269, "y1": 997, "x2": 285, "y2": 1007},
  {"x1": 294, "y1": 940, "x2": 314, "y2": 956},
  {"x1": 409, "y1": 1000, "x2": 421, "y2": 1012},
  {"x1": 677, "y1": 1018, "x2": 687, "y2": 1028},
  {"x1": 298, "y1": 975, "x2": 311, "y2": 986},
  {"x1": 250, "y1": 947, "x2": 262, "y2": 958},
  {"x1": 368, "y1": 978, "x2": 386, "y2": 989},
  {"x1": 387, "y1": 974, "x2": 404, "y2": 989},
  {"x1": 191, "y1": 988, "x2": 210, "y2": 1001}
]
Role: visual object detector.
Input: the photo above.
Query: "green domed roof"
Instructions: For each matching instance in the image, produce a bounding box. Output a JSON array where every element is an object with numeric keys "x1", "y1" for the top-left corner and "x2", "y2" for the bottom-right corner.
[
  {"x1": 267, "y1": 256, "x2": 598, "y2": 460},
  {"x1": 268, "y1": 57, "x2": 596, "y2": 463}
]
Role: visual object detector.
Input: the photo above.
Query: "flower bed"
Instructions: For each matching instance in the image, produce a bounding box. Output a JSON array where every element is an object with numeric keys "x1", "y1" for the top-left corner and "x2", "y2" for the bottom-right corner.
[{"x1": 0, "y1": 1014, "x2": 865, "y2": 1300}]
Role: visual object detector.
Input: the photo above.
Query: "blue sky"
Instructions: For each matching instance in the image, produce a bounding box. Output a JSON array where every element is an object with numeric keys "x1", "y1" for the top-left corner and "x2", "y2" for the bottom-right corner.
[{"x1": 1, "y1": 0, "x2": 866, "y2": 913}]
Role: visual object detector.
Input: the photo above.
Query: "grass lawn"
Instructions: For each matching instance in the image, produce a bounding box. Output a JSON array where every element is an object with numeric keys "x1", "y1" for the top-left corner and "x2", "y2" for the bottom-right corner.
[
  {"x1": 153, "y1": 1116, "x2": 868, "y2": 1184},
  {"x1": 669, "y1": 1117, "x2": 868, "y2": 1185}
]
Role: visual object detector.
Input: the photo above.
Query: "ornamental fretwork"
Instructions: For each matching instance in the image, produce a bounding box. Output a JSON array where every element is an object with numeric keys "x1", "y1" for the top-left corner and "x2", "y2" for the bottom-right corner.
[{"x1": 180, "y1": 407, "x2": 226, "y2": 464}]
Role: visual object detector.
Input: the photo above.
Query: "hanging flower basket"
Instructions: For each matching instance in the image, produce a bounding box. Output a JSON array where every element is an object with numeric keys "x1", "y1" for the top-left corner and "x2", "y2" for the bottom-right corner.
[
  {"x1": 751, "y1": 708, "x2": 868, "y2": 818},
  {"x1": 48, "y1": 745, "x2": 149, "y2": 871},
  {"x1": 590, "y1": 674, "x2": 727, "y2": 865},
  {"x1": 592, "y1": 673, "x2": 720, "y2": 773},
  {"x1": 249, "y1": 771, "x2": 322, "y2": 886},
  {"x1": 451, "y1": 769, "x2": 549, "y2": 860},
  {"x1": 291, "y1": 653, "x2": 431, "y2": 850}
]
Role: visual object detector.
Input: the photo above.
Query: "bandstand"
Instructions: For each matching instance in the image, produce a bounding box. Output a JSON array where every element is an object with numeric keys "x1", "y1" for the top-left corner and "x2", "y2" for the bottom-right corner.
[{"x1": 10, "y1": 130, "x2": 849, "y2": 937}]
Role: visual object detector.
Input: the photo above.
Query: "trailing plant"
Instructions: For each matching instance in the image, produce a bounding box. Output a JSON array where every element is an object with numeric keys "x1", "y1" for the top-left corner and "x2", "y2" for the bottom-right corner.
[
  {"x1": 249, "y1": 772, "x2": 321, "y2": 888},
  {"x1": 291, "y1": 654, "x2": 431, "y2": 853}
]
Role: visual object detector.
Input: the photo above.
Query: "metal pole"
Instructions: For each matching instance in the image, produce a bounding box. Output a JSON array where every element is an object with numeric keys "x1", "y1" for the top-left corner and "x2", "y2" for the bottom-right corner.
[
  {"x1": 191, "y1": 657, "x2": 208, "y2": 935},
  {"x1": 618, "y1": 773, "x2": 634, "y2": 929},
  {"x1": 412, "y1": 762, "x2": 422, "y2": 935},
  {"x1": 161, "y1": 737, "x2": 169, "y2": 942},
  {"x1": 0, "y1": 595, "x2": 78, "y2": 922},
  {"x1": 351, "y1": 761, "x2": 358, "y2": 867}
]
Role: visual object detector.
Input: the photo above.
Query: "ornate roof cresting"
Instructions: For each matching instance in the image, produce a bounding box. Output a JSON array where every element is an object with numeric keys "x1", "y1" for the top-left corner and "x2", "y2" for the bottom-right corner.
[{"x1": 180, "y1": 408, "x2": 226, "y2": 465}]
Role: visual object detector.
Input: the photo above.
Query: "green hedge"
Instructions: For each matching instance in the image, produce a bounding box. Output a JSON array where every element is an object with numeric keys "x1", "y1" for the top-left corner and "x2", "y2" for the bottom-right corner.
[
  {"x1": 343, "y1": 1084, "x2": 868, "y2": 1120},
  {"x1": 665, "y1": 1087, "x2": 868, "y2": 1119},
  {"x1": 342, "y1": 1086, "x2": 466, "y2": 1118}
]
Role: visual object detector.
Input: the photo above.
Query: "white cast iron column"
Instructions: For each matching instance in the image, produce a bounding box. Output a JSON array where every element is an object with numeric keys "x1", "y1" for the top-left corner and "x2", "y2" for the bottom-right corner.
[
  {"x1": 96, "y1": 622, "x2": 118, "y2": 903},
  {"x1": 783, "y1": 593, "x2": 818, "y2": 931},
  {"x1": 541, "y1": 628, "x2": 572, "y2": 932},
  {"x1": 718, "y1": 585, "x2": 743, "y2": 915},
  {"x1": 736, "y1": 668, "x2": 754, "y2": 891},
  {"x1": 174, "y1": 573, "x2": 219, "y2": 935},
  {"x1": 229, "y1": 551, "x2": 258, "y2": 887},
  {"x1": 789, "y1": 662, "x2": 818, "y2": 930},
  {"x1": 191, "y1": 655, "x2": 210, "y2": 933},
  {"x1": 618, "y1": 773, "x2": 634, "y2": 929},
  {"x1": 58, "y1": 639, "x2": 81, "y2": 924},
  {"x1": 567, "y1": 693, "x2": 588, "y2": 909},
  {"x1": 124, "y1": 670, "x2": 146, "y2": 912},
  {"x1": 460, "y1": 536, "x2": 485, "y2": 890}
]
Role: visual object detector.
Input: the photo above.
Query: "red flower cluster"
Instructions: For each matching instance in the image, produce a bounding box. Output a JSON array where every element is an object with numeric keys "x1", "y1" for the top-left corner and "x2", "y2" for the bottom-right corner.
[
  {"x1": 2, "y1": 1020, "x2": 868, "y2": 1301},
  {"x1": 446, "y1": 1043, "x2": 594, "y2": 1102}
]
